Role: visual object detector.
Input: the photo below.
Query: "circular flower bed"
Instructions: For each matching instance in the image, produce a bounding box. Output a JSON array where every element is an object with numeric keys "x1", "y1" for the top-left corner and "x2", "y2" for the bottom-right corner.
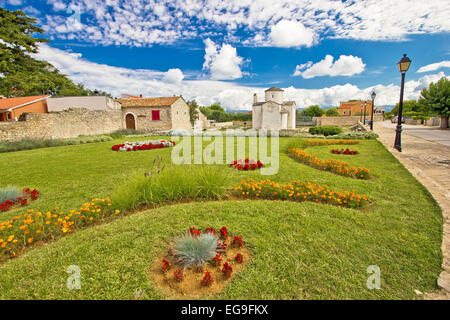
[
  {"x1": 112, "y1": 139, "x2": 175, "y2": 152},
  {"x1": 150, "y1": 226, "x2": 250, "y2": 298},
  {"x1": 230, "y1": 159, "x2": 263, "y2": 171},
  {"x1": 0, "y1": 188, "x2": 39, "y2": 212},
  {"x1": 331, "y1": 148, "x2": 358, "y2": 155}
]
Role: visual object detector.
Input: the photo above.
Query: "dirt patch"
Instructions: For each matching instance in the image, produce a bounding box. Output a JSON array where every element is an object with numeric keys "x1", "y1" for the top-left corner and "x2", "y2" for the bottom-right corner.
[{"x1": 150, "y1": 245, "x2": 251, "y2": 299}]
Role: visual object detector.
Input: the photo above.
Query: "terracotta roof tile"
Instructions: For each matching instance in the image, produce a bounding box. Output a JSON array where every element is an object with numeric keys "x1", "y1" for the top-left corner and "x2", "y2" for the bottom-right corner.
[
  {"x1": 0, "y1": 95, "x2": 50, "y2": 111},
  {"x1": 117, "y1": 96, "x2": 181, "y2": 107}
]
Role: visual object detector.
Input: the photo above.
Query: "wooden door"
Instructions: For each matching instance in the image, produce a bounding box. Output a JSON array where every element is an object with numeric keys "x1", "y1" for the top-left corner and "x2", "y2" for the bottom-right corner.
[{"x1": 125, "y1": 114, "x2": 136, "y2": 130}]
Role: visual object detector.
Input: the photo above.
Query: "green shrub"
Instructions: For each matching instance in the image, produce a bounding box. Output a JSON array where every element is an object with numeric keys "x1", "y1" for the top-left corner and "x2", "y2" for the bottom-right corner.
[
  {"x1": 309, "y1": 126, "x2": 343, "y2": 136},
  {"x1": 0, "y1": 186, "x2": 22, "y2": 203},
  {"x1": 108, "y1": 129, "x2": 146, "y2": 139},
  {"x1": 0, "y1": 135, "x2": 112, "y2": 154},
  {"x1": 174, "y1": 232, "x2": 218, "y2": 269},
  {"x1": 111, "y1": 164, "x2": 231, "y2": 211},
  {"x1": 332, "y1": 132, "x2": 379, "y2": 140}
]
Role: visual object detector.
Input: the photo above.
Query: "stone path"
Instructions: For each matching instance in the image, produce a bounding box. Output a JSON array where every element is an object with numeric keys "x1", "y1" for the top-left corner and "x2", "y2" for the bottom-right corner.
[{"x1": 374, "y1": 122, "x2": 450, "y2": 299}]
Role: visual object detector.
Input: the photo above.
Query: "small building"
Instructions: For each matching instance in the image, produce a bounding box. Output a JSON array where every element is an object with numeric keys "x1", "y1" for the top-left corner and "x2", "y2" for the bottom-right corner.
[
  {"x1": 0, "y1": 95, "x2": 50, "y2": 122},
  {"x1": 47, "y1": 96, "x2": 121, "y2": 112},
  {"x1": 338, "y1": 100, "x2": 373, "y2": 116},
  {"x1": 252, "y1": 87, "x2": 296, "y2": 130},
  {"x1": 116, "y1": 96, "x2": 192, "y2": 131}
]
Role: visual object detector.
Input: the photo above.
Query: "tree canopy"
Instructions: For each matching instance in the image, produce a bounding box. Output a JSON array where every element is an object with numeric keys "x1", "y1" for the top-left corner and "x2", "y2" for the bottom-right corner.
[
  {"x1": 419, "y1": 77, "x2": 450, "y2": 117},
  {"x1": 0, "y1": 8, "x2": 107, "y2": 97},
  {"x1": 300, "y1": 105, "x2": 325, "y2": 117}
]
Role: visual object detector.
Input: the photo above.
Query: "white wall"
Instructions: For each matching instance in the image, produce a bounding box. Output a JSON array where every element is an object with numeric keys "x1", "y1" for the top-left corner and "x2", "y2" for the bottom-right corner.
[
  {"x1": 265, "y1": 90, "x2": 283, "y2": 104},
  {"x1": 261, "y1": 102, "x2": 281, "y2": 130},
  {"x1": 252, "y1": 105, "x2": 262, "y2": 129}
]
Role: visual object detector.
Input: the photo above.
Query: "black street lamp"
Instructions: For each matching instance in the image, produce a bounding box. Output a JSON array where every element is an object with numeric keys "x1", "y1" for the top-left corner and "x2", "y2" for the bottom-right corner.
[
  {"x1": 370, "y1": 91, "x2": 376, "y2": 130},
  {"x1": 360, "y1": 104, "x2": 363, "y2": 122},
  {"x1": 394, "y1": 54, "x2": 412, "y2": 152},
  {"x1": 363, "y1": 101, "x2": 367, "y2": 124}
]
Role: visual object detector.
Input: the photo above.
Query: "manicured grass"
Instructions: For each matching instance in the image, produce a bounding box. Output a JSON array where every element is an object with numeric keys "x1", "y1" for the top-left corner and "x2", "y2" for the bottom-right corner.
[{"x1": 0, "y1": 136, "x2": 443, "y2": 299}]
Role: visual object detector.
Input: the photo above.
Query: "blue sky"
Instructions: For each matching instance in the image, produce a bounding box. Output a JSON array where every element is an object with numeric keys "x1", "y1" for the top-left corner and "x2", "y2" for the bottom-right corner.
[{"x1": 1, "y1": 0, "x2": 449, "y2": 110}]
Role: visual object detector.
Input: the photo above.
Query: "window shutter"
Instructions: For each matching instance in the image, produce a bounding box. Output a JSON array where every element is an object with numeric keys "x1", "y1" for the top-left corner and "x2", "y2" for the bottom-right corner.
[{"x1": 152, "y1": 110, "x2": 160, "y2": 121}]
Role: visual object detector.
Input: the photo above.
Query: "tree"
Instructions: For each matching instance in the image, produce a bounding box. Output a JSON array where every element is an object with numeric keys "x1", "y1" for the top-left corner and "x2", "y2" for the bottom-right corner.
[
  {"x1": 325, "y1": 108, "x2": 340, "y2": 117},
  {"x1": 0, "y1": 8, "x2": 106, "y2": 97},
  {"x1": 389, "y1": 100, "x2": 425, "y2": 117},
  {"x1": 187, "y1": 100, "x2": 200, "y2": 127},
  {"x1": 419, "y1": 77, "x2": 450, "y2": 129},
  {"x1": 301, "y1": 105, "x2": 324, "y2": 117}
]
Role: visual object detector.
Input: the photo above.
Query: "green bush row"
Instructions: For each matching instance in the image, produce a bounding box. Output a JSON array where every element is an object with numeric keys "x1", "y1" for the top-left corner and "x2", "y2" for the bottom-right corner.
[
  {"x1": 309, "y1": 126, "x2": 343, "y2": 136},
  {"x1": 0, "y1": 135, "x2": 113, "y2": 153}
]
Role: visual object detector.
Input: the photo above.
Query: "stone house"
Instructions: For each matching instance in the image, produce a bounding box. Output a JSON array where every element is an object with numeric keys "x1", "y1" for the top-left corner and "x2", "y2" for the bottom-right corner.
[
  {"x1": 338, "y1": 100, "x2": 373, "y2": 116},
  {"x1": 116, "y1": 96, "x2": 192, "y2": 131},
  {"x1": 0, "y1": 95, "x2": 50, "y2": 121},
  {"x1": 252, "y1": 87, "x2": 296, "y2": 130}
]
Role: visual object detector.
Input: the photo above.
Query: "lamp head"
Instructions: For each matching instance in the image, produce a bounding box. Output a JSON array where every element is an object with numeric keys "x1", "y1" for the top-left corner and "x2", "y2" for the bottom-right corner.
[{"x1": 397, "y1": 54, "x2": 411, "y2": 73}]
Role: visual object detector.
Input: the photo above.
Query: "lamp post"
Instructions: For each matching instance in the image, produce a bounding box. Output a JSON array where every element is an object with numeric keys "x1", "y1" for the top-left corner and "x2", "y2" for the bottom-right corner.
[
  {"x1": 370, "y1": 91, "x2": 376, "y2": 130},
  {"x1": 394, "y1": 54, "x2": 412, "y2": 152},
  {"x1": 363, "y1": 101, "x2": 367, "y2": 124},
  {"x1": 360, "y1": 104, "x2": 363, "y2": 122}
]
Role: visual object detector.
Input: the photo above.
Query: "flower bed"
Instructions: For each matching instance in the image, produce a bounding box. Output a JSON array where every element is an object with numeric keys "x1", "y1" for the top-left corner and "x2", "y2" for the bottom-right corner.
[
  {"x1": 331, "y1": 149, "x2": 358, "y2": 155},
  {"x1": 306, "y1": 139, "x2": 359, "y2": 147},
  {"x1": 234, "y1": 178, "x2": 368, "y2": 209},
  {"x1": 112, "y1": 139, "x2": 175, "y2": 152},
  {"x1": 0, "y1": 198, "x2": 120, "y2": 259},
  {"x1": 230, "y1": 159, "x2": 263, "y2": 171},
  {"x1": 288, "y1": 148, "x2": 370, "y2": 179},
  {"x1": 0, "y1": 188, "x2": 39, "y2": 212},
  {"x1": 150, "y1": 226, "x2": 250, "y2": 298}
]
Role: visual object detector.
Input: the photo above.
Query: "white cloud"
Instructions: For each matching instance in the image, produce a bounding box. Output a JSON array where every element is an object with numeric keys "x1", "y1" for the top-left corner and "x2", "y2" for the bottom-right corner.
[
  {"x1": 293, "y1": 55, "x2": 366, "y2": 78},
  {"x1": 417, "y1": 61, "x2": 450, "y2": 73},
  {"x1": 33, "y1": 44, "x2": 448, "y2": 111},
  {"x1": 269, "y1": 20, "x2": 316, "y2": 48},
  {"x1": 34, "y1": 1, "x2": 450, "y2": 47},
  {"x1": 163, "y1": 68, "x2": 184, "y2": 85},
  {"x1": 202, "y1": 38, "x2": 244, "y2": 80},
  {"x1": 7, "y1": 0, "x2": 22, "y2": 5}
]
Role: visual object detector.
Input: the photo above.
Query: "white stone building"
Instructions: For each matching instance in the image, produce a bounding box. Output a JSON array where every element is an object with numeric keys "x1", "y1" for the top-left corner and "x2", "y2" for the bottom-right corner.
[{"x1": 252, "y1": 87, "x2": 296, "y2": 130}]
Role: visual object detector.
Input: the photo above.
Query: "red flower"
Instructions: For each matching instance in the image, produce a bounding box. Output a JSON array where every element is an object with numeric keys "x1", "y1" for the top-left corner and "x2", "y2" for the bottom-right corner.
[
  {"x1": 212, "y1": 253, "x2": 222, "y2": 267},
  {"x1": 189, "y1": 227, "x2": 202, "y2": 238},
  {"x1": 231, "y1": 236, "x2": 244, "y2": 248},
  {"x1": 161, "y1": 259, "x2": 171, "y2": 273},
  {"x1": 200, "y1": 271, "x2": 214, "y2": 286},
  {"x1": 235, "y1": 253, "x2": 243, "y2": 263},
  {"x1": 222, "y1": 262, "x2": 233, "y2": 278},
  {"x1": 219, "y1": 226, "x2": 228, "y2": 240},
  {"x1": 204, "y1": 227, "x2": 216, "y2": 235},
  {"x1": 174, "y1": 269, "x2": 184, "y2": 282}
]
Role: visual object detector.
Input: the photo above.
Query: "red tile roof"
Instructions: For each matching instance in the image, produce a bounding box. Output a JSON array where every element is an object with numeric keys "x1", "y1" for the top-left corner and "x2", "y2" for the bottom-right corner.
[
  {"x1": 0, "y1": 95, "x2": 50, "y2": 111},
  {"x1": 117, "y1": 96, "x2": 181, "y2": 107}
]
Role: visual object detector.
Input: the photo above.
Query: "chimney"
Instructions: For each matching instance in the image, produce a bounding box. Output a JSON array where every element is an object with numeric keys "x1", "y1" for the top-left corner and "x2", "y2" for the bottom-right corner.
[{"x1": 253, "y1": 93, "x2": 257, "y2": 104}]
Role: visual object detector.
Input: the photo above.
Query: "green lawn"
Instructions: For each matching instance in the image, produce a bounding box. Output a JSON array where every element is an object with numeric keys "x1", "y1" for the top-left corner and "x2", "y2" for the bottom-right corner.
[{"x1": 0, "y1": 136, "x2": 443, "y2": 299}]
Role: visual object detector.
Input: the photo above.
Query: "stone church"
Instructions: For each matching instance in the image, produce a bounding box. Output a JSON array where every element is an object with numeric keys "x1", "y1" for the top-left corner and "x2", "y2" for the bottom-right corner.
[{"x1": 252, "y1": 87, "x2": 296, "y2": 130}]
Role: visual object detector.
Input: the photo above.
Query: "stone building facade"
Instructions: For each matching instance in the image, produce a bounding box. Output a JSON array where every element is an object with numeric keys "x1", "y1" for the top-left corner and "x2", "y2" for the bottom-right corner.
[
  {"x1": 252, "y1": 87, "x2": 296, "y2": 130},
  {"x1": 117, "y1": 96, "x2": 192, "y2": 131},
  {"x1": 338, "y1": 100, "x2": 373, "y2": 116},
  {"x1": 0, "y1": 108, "x2": 123, "y2": 142}
]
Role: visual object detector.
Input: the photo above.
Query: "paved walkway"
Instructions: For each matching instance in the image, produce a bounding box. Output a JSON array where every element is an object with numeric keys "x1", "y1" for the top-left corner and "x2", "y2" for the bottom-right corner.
[
  {"x1": 378, "y1": 122, "x2": 450, "y2": 147},
  {"x1": 374, "y1": 122, "x2": 450, "y2": 299}
]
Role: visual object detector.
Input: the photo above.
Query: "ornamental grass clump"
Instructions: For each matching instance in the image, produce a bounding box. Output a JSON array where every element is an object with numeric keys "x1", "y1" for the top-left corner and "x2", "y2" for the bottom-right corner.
[
  {"x1": 0, "y1": 186, "x2": 22, "y2": 204},
  {"x1": 173, "y1": 232, "x2": 218, "y2": 269},
  {"x1": 111, "y1": 163, "x2": 230, "y2": 211}
]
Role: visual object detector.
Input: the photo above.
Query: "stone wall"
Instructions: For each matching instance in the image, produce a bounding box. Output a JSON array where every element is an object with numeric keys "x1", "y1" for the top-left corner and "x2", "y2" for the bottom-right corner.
[
  {"x1": 123, "y1": 107, "x2": 172, "y2": 131},
  {"x1": 314, "y1": 115, "x2": 383, "y2": 126},
  {"x1": 0, "y1": 108, "x2": 123, "y2": 142}
]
